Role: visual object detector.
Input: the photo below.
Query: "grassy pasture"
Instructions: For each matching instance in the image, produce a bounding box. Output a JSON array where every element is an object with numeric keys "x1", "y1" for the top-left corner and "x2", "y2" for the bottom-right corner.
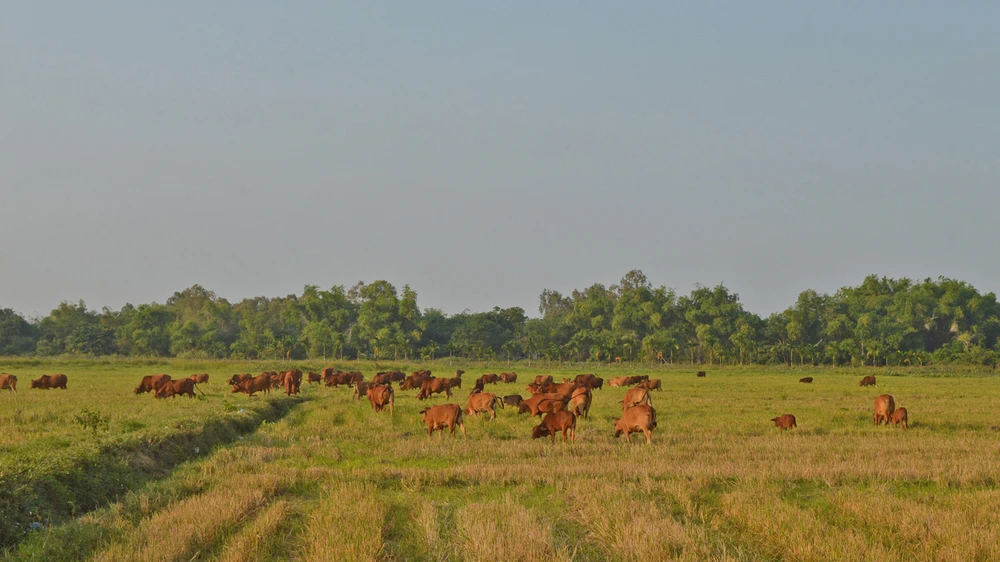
[{"x1": 3, "y1": 360, "x2": 1000, "y2": 561}]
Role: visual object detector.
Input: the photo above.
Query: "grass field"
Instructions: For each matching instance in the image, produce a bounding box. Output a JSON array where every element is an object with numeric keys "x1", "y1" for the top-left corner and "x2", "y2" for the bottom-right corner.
[{"x1": 2, "y1": 359, "x2": 1000, "y2": 561}]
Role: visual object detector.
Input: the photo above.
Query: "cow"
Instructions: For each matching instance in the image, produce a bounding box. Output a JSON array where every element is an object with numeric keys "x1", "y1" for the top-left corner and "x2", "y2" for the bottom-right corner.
[
  {"x1": 447, "y1": 372, "x2": 463, "y2": 389},
  {"x1": 372, "y1": 372, "x2": 393, "y2": 386},
  {"x1": 30, "y1": 374, "x2": 68, "y2": 390},
  {"x1": 232, "y1": 373, "x2": 272, "y2": 397},
  {"x1": 574, "y1": 373, "x2": 596, "y2": 386},
  {"x1": 324, "y1": 371, "x2": 351, "y2": 388},
  {"x1": 623, "y1": 375, "x2": 649, "y2": 385},
  {"x1": 465, "y1": 392, "x2": 502, "y2": 421},
  {"x1": 227, "y1": 373, "x2": 251, "y2": 386},
  {"x1": 859, "y1": 375, "x2": 877, "y2": 387},
  {"x1": 518, "y1": 393, "x2": 569, "y2": 417},
  {"x1": 471, "y1": 379, "x2": 485, "y2": 394},
  {"x1": 187, "y1": 373, "x2": 209, "y2": 384},
  {"x1": 307, "y1": 372, "x2": 322, "y2": 385},
  {"x1": 570, "y1": 386, "x2": 592, "y2": 418},
  {"x1": 533, "y1": 375, "x2": 553, "y2": 387},
  {"x1": 531, "y1": 411, "x2": 576, "y2": 443},
  {"x1": 388, "y1": 370, "x2": 406, "y2": 382},
  {"x1": 417, "y1": 377, "x2": 453, "y2": 400},
  {"x1": 503, "y1": 394, "x2": 523, "y2": 408},
  {"x1": 635, "y1": 379, "x2": 661, "y2": 391},
  {"x1": 366, "y1": 384, "x2": 395, "y2": 415},
  {"x1": 346, "y1": 371, "x2": 364, "y2": 384},
  {"x1": 608, "y1": 376, "x2": 629, "y2": 387},
  {"x1": 799, "y1": 377, "x2": 813, "y2": 383},
  {"x1": 614, "y1": 404, "x2": 657, "y2": 444},
  {"x1": 622, "y1": 387, "x2": 652, "y2": 410},
  {"x1": 889, "y1": 407, "x2": 909, "y2": 429},
  {"x1": 266, "y1": 371, "x2": 282, "y2": 389},
  {"x1": 476, "y1": 373, "x2": 500, "y2": 387},
  {"x1": 283, "y1": 370, "x2": 302, "y2": 396},
  {"x1": 353, "y1": 381, "x2": 374, "y2": 400},
  {"x1": 401, "y1": 371, "x2": 430, "y2": 391},
  {"x1": 156, "y1": 378, "x2": 197, "y2": 399},
  {"x1": 588, "y1": 377, "x2": 604, "y2": 391},
  {"x1": 0, "y1": 374, "x2": 17, "y2": 392},
  {"x1": 696, "y1": 371, "x2": 706, "y2": 377},
  {"x1": 874, "y1": 394, "x2": 895, "y2": 426},
  {"x1": 525, "y1": 382, "x2": 543, "y2": 395},
  {"x1": 499, "y1": 372, "x2": 517, "y2": 384},
  {"x1": 771, "y1": 414, "x2": 797, "y2": 430},
  {"x1": 420, "y1": 403, "x2": 466, "y2": 437},
  {"x1": 135, "y1": 374, "x2": 172, "y2": 395}
]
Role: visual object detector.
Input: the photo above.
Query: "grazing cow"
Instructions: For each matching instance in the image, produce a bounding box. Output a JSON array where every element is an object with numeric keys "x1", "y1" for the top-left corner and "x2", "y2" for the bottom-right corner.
[
  {"x1": 608, "y1": 377, "x2": 629, "y2": 387},
  {"x1": 366, "y1": 384, "x2": 395, "y2": 415},
  {"x1": 307, "y1": 372, "x2": 322, "y2": 385},
  {"x1": 889, "y1": 407, "x2": 909, "y2": 429},
  {"x1": 503, "y1": 394, "x2": 523, "y2": 408},
  {"x1": 135, "y1": 374, "x2": 172, "y2": 394},
  {"x1": 188, "y1": 373, "x2": 209, "y2": 384},
  {"x1": 266, "y1": 371, "x2": 282, "y2": 389},
  {"x1": 541, "y1": 381, "x2": 580, "y2": 397},
  {"x1": 874, "y1": 394, "x2": 895, "y2": 425},
  {"x1": 771, "y1": 414, "x2": 797, "y2": 430},
  {"x1": 531, "y1": 411, "x2": 577, "y2": 443},
  {"x1": 636, "y1": 379, "x2": 662, "y2": 391},
  {"x1": 417, "y1": 377, "x2": 453, "y2": 400},
  {"x1": 570, "y1": 386, "x2": 592, "y2": 418},
  {"x1": 372, "y1": 372, "x2": 393, "y2": 386},
  {"x1": 353, "y1": 381, "x2": 374, "y2": 400},
  {"x1": 233, "y1": 373, "x2": 272, "y2": 397},
  {"x1": 471, "y1": 379, "x2": 485, "y2": 394},
  {"x1": 30, "y1": 374, "x2": 68, "y2": 390},
  {"x1": 156, "y1": 378, "x2": 197, "y2": 399},
  {"x1": 799, "y1": 377, "x2": 813, "y2": 383},
  {"x1": 401, "y1": 371, "x2": 430, "y2": 391},
  {"x1": 533, "y1": 375, "x2": 553, "y2": 387},
  {"x1": 859, "y1": 375, "x2": 877, "y2": 387},
  {"x1": 0, "y1": 374, "x2": 17, "y2": 392},
  {"x1": 589, "y1": 376, "x2": 604, "y2": 391},
  {"x1": 622, "y1": 387, "x2": 652, "y2": 410},
  {"x1": 519, "y1": 393, "x2": 569, "y2": 417},
  {"x1": 420, "y1": 403, "x2": 466, "y2": 437},
  {"x1": 283, "y1": 370, "x2": 302, "y2": 396},
  {"x1": 499, "y1": 372, "x2": 517, "y2": 384},
  {"x1": 227, "y1": 373, "x2": 251, "y2": 386},
  {"x1": 465, "y1": 392, "x2": 502, "y2": 421},
  {"x1": 324, "y1": 371, "x2": 352, "y2": 388},
  {"x1": 574, "y1": 373, "x2": 596, "y2": 385},
  {"x1": 476, "y1": 373, "x2": 500, "y2": 387},
  {"x1": 623, "y1": 375, "x2": 649, "y2": 385},
  {"x1": 614, "y1": 404, "x2": 657, "y2": 444},
  {"x1": 696, "y1": 371, "x2": 706, "y2": 378}
]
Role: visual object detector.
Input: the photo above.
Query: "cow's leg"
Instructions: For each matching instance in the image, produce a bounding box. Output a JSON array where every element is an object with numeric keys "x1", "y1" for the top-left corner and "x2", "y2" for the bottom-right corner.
[
  {"x1": 643, "y1": 429, "x2": 651, "y2": 445},
  {"x1": 459, "y1": 422, "x2": 466, "y2": 437}
]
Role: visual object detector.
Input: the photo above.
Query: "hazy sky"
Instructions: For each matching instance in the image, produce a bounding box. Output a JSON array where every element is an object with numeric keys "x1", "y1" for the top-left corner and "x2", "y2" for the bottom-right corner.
[{"x1": 2, "y1": 3, "x2": 998, "y2": 319}]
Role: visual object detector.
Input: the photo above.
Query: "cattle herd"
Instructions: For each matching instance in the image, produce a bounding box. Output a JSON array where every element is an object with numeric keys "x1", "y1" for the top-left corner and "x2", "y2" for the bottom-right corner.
[{"x1": 0, "y1": 368, "x2": 912, "y2": 442}]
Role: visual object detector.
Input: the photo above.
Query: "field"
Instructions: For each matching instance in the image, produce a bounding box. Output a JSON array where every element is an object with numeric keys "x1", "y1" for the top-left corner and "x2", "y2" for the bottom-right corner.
[{"x1": 2, "y1": 359, "x2": 1000, "y2": 561}]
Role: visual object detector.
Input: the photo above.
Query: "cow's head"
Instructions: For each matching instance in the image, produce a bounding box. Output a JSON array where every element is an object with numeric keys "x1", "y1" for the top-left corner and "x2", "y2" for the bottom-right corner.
[{"x1": 531, "y1": 424, "x2": 551, "y2": 440}]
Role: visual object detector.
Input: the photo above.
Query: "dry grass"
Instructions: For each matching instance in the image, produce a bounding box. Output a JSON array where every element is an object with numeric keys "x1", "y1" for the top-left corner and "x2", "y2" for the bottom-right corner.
[
  {"x1": 455, "y1": 496, "x2": 565, "y2": 562},
  {"x1": 298, "y1": 483, "x2": 388, "y2": 562}
]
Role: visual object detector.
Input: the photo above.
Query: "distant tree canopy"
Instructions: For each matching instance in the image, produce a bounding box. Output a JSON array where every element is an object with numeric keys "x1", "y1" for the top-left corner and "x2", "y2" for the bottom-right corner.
[{"x1": 3, "y1": 272, "x2": 999, "y2": 366}]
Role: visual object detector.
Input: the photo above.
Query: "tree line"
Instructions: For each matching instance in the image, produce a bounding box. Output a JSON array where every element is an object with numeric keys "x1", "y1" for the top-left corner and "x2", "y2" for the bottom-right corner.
[{"x1": 1, "y1": 270, "x2": 998, "y2": 367}]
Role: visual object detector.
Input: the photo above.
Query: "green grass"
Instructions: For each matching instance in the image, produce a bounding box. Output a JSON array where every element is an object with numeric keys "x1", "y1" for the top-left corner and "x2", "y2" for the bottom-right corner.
[{"x1": 2, "y1": 359, "x2": 1000, "y2": 560}]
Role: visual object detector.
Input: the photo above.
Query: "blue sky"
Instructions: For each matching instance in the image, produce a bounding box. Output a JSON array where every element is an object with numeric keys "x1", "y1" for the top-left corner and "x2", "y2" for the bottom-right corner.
[{"x1": 2, "y1": 3, "x2": 998, "y2": 318}]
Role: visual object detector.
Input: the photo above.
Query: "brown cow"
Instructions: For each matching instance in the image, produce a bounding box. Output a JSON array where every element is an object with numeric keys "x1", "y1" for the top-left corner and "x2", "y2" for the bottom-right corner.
[
  {"x1": 525, "y1": 382, "x2": 543, "y2": 395},
  {"x1": 570, "y1": 386, "x2": 592, "y2": 418},
  {"x1": 859, "y1": 375, "x2": 877, "y2": 387},
  {"x1": 227, "y1": 373, "x2": 251, "y2": 386},
  {"x1": 622, "y1": 387, "x2": 652, "y2": 410},
  {"x1": 324, "y1": 371, "x2": 351, "y2": 388},
  {"x1": 387, "y1": 370, "x2": 405, "y2": 382},
  {"x1": 696, "y1": 371, "x2": 707, "y2": 377},
  {"x1": 232, "y1": 373, "x2": 271, "y2": 397},
  {"x1": 417, "y1": 377, "x2": 453, "y2": 400},
  {"x1": 372, "y1": 372, "x2": 393, "y2": 386},
  {"x1": 401, "y1": 371, "x2": 430, "y2": 391},
  {"x1": 531, "y1": 411, "x2": 576, "y2": 443},
  {"x1": 499, "y1": 372, "x2": 517, "y2": 384},
  {"x1": 283, "y1": 370, "x2": 302, "y2": 396},
  {"x1": 519, "y1": 393, "x2": 568, "y2": 417},
  {"x1": 156, "y1": 378, "x2": 196, "y2": 399},
  {"x1": 366, "y1": 384, "x2": 394, "y2": 415},
  {"x1": 266, "y1": 371, "x2": 282, "y2": 389},
  {"x1": 347, "y1": 371, "x2": 364, "y2": 384},
  {"x1": 533, "y1": 375, "x2": 553, "y2": 387},
  {"x1": 476, "y1": 374, "x2": 500, "y2": 386},
  {"x1": 608, "y1": 376, "x2": 629, "y2": 387},
  {"x1": 574, "y1": 373, "x2": 596, "y2": 386},
  {"x1": 614, "y1": 404, "x2": 657, "y2": 444},
  {"x1": 771, "y1": 414, "x2": 797, "y2": 430},
  {"x1": 188, "y1": 373, "x2": 209, "y2": 384},
  {"x1": 541, "y1": 381, "x2": 580, "y2": 397},
  {"x1": 465, "y1": 392, "x2": 502, "y2": 421},
  {"x1": 589, "y1": 376, "x2": 604, "y2": 390},
  {"x1": 0, "y1": 374, "x2": 17, "y2": 392},
  {"x1": 636, "y1": 379, "x2": 661, "y2": 391},
  {"x1": 799, "y1": 377, "x2": 813, "y2": 383},
  {"x1": 889, "y1": 407, "x2": 909, "y2": 429},
  {"x1": 135, "y1": 374, "x2": 172, "y2": 394},
  {"x1": 353, "y1": 381, "x2": 374, "y2": 400},
  {"x1": 30, "y1": 374, "x2": 68, "y2": 390},
  {"x1": 503, "y1": 394, "x2": 523, "y2": 408},
  {"x1": 307, "y1": 372, "x2": 322, "y2": 385},
  {"x1": 623, "y1": 375, "x2": 649, "y2": 385},
  {"x1": 874, "y1": 394, "x2": 895, "y2": 425},
  {"x1": 448, "y1": 374, "x2": 463, "y2": 389},
  {"x1": 420, "y1": 403, "x2": 465, "y2": 437}
]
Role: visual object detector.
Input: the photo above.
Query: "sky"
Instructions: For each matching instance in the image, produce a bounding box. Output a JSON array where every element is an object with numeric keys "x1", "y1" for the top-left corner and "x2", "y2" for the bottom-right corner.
[{"x1": 2, "y1": 2, "x2": 998, "y2": 319}]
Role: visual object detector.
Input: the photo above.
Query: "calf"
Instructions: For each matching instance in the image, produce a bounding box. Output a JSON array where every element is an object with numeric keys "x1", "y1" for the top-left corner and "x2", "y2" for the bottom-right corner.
[
  {"x1": 366, "y1": 384, "x2": 395, "y2": 415},
  {"x1": 859, "y1": 375, "x2": 877, "y2": 387},
  {"x1": 420, "y1": 403, "x2": 466, "y2": 437},
  {"x1": 0, "y1": 374, "x2": 17, "y2": 392},
  {"x1": 499, "y1": 372, "x2": 517, "y2": 384},
  {"x1": 799, "y1": 377, "x2": 813, "y2": 383},
  {"x1": 874, "y1": 394, "x2": 895, "y2": 425},
  {"x1": 771, "y1": 414, "x2": 797, "y2": 430},
  {"x1": 621, "y1": 387, "x2": 652, "y2": 410},
  {"x1": 156, "y1": 378, "x2": 197, "y2": 399},
  {"x1": 531, "y1": 411, "x2": 577, "y2": 443},
  {"x1": 417, "y1": 377, "x2": 453, "y2": 400},
  {"x1": 307, "y1": 372, "x2": 322, "y2": 385},
  {"x1": 889, "y1": 407, "x2": 909, "y2": 429},
  {"x1": 614, "y1": 404, "x2": 657, "y2": 444},
  {"x1": 30, "y1": 374, "x2": 68, "y2": 389},
  {"x1": 465, "y1": 392, "x2": 502, "y2": 421},
  {"x1": 503, "y1": 394, "x2": 523, "y2": 408},
  {"x1": 696, "y1": 371, "x2": 706, "y2": 378}
]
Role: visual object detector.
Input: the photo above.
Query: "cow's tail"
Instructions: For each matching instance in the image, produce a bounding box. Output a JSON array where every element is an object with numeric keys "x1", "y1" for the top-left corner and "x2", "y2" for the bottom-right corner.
[
  {"x1": 650, "y1": 407, "x2": 658, "y2": 429},
  {"x1": 494, "y1": 396, "x2": 504, "y2": 409},
  {"x1": 195, "y1": 384, "x2": 206, "y2": 397}
]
